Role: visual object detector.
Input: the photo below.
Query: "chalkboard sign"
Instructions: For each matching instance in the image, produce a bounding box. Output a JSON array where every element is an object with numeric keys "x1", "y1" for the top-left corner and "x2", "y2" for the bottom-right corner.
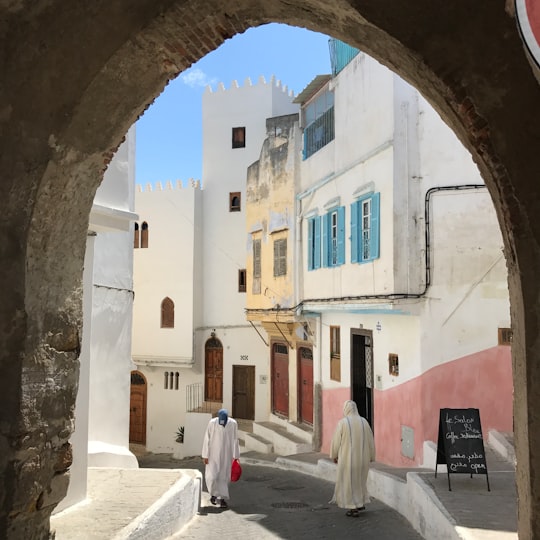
[{"x1": 435, "y1": 408, "x2": 490, "y2": 491}]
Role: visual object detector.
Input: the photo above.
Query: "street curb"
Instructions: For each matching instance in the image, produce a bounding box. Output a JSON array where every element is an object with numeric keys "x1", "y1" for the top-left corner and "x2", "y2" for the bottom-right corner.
[{"x1": 112, "y1": 469, "x2": 202, "y2": 540}]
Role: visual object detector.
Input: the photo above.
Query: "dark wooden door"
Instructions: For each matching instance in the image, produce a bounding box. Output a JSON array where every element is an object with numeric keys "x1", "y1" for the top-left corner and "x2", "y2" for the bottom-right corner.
[
  {"x1": 298, "y1": 347, "x2": 313, "y2": 425},
  {"x1": 205, "y1": 339, "x2": 223, "y2": 402},
  {"x1": 272, "y1": 342, "x2": 289, "y2": 417},
  {"x1": 233, "y1": 365, "x2": 255, "y2": 420},
  {"x1": 129, "y1": 371, "x2": 147, "y2": 445},
  {"x1": 351, "y1": 330, "x2": 374, "y2": 429}
]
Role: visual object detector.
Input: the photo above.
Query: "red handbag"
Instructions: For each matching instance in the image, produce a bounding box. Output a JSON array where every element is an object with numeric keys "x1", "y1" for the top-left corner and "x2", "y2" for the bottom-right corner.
[{"x1": 231, "y1": 459, "x2": 242, "y2": 482}]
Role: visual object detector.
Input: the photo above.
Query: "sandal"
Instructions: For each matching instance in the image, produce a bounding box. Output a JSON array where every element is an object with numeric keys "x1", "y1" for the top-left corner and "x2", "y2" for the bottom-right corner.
[
  {"x1": 220, "y1": 499, "x2": 228, "y2": 508},
  {"x1": 346, "y1": 509, "x2": 359, "y2": 517},
  {"x1": 357, "y1": 506, "x2": 365, "y2": 511},
  {"x1": 210, "y1": 496, "x2": 217, "y2": 505}
]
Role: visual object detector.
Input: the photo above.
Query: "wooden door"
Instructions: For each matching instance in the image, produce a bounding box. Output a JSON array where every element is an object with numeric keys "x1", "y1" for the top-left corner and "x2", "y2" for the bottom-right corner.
[
  {"x1": 272, "y1": 342, "x2": 289, "y2": 417},
  {"x1": 351, "y1": 330, "x2": 374, "y2": 429},
  {"x1": 233, "y1": 365, "x2": 255, "y2": 420},
  {"x1": 298, "y1": 347, "x2": 313, "y2": 425},
  {"x1": 205, "y1": 337, "x2": 223, "y2": 402},
  {"x1": 129, "y1": 371, "x2": 147, "y2": 445}
]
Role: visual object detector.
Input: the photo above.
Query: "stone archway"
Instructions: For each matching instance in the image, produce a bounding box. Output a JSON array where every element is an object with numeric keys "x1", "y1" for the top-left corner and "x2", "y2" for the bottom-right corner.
[{"x1": 2, "y1": 1, "x2": 540, "y2": 538}]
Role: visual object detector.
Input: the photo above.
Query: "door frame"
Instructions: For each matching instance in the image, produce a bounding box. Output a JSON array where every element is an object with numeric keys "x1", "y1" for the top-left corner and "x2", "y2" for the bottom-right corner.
[
  {"x1": 297, "y1": 345, "x2": 314, "y2": 425},
  {"x1": 232, "y1": 364, "x2": 256, "y2": 420},
  {"x1": 204, "y1": 335, "x2": 223, "y2": 402},
  {"x1": 350, "y1": 328, "x2": 374, "y2": 429},
  {"x1": 129, "y1": 370, "x2": 147, "y2": 445},
  {"x1": 271, "y1": 340, "x2": 289, "y2": 418}
]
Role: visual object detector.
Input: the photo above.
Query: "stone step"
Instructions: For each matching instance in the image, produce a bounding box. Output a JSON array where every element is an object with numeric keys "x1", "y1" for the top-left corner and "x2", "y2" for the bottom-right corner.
[
  {"x1": 253, "y1": 421, "x2": 312, "y2": 455},
  {"x1": 244, "y1": 432, "x2": 274, "y2": 454}
]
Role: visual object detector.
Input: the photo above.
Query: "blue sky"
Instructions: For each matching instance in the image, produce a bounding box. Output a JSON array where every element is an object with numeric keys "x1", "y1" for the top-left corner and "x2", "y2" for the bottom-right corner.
[{"x1": 135, "y1": 23, "x2": 331, "y2": 187}]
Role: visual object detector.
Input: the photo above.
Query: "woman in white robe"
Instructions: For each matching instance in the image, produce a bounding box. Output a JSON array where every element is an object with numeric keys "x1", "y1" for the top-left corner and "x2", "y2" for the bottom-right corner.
[
  {"x1": 201, "y1": 409, "x2": 240, "y2": 507},
  {"x1": 329, "y1": 400, "x2": 375, "y2": 516}
]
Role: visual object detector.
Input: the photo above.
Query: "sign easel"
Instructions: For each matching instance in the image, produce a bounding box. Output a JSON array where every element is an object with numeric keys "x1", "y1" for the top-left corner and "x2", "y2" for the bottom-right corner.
[{"x1": 435, "y1": 408, "x2": 490, "y2": 491}]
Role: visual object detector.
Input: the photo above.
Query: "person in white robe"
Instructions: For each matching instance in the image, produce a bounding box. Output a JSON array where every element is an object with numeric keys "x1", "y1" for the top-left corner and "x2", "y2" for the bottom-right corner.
[
  {"x1": 201, "y1": 408, "x2": 240, "y2": 508},
  {"x1": 329, "y1": 400, "x2": 375, "y2": 517}
]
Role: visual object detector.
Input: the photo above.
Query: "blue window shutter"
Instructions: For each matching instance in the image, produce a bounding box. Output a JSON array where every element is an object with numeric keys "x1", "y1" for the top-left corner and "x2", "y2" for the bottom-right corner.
[
  {"x1": 322, "y1": 213, "x2": 329, "y2": 267},
  {"x1": 302, "y1": 131, "x2": 307, "y2": 160},
  {"x1": 337, "y1": 206, "x2": 345, "y2": 265},
  {"x1": 308, "y1": 219, "x2": 314, "y2": 270},
  {"x1": 314, "y1": 216, "x2": 321, "y2": 269},
  {"x1": 351, "y1": 202, "x2": 358, "y2": 263},
  {"x1": 370, "y1": 193, "x2": 380, "y2": 260}
]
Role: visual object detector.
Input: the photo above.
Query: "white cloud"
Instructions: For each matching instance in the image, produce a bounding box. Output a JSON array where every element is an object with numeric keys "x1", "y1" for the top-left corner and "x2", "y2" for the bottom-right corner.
[{"x1": 181, "y1": 68, "x2": 217, "y2": 88}]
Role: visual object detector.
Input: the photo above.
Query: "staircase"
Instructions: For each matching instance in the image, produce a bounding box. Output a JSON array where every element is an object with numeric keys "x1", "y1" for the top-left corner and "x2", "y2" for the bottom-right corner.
[{"x1": 242, "y1": 414, "x2": 313, "y2": 456}]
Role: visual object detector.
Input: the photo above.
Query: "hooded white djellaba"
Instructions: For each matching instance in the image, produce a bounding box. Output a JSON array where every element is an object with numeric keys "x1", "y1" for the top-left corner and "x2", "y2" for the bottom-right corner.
[{"x1": 329, "y1": 400, "x2": 376, "y2": 509}]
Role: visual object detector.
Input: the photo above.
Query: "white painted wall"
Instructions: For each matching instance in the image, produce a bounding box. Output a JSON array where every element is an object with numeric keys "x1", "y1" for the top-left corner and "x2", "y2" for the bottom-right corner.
[
  {"x1": 87, "y1": 126, "x2": 138, "y2": 468},
  {"x1": 57, "y1": 126, "x2": 138, "y2": 512},
  {"x1": 132, "y1": 181, "x2": 203, "y2": 453},
  {"x1": 197, "y1": 76, "x2": 298, "y2": 422},
  {"x1": 297, "y1": 50, "x2": 509, "y2": 388},
  {"x1": 201, "y1": 76, "x2": 298, "y2": 327},
  {"x1": 132, "y1": 182, "x2": 202, "y2": 363}
]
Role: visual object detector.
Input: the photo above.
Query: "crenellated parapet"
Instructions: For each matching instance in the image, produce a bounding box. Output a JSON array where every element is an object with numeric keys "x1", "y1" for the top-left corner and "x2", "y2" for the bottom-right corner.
[
  {"x1": 203, "y1": 74, "x2": 295, "y2": 98},
  {"x1": 136, "y1": 179, "x2": 201, "y2": 192}
]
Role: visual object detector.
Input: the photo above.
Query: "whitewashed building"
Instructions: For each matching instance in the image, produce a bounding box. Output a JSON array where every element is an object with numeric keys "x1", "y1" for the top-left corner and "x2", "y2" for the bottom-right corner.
[
  {"x1": 245, "y1": 41, "x2": 512, "y2": 467},
  {"x1": 57, "y1": 127, "x2": 139, "y2": 511},
  {"x1": 131, "y1": 77, "x2": 299, "y2": 456}
]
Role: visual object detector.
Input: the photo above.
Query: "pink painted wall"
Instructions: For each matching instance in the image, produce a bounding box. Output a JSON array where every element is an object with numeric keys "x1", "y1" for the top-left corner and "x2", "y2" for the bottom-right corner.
[
  {"x1": 321, "y1": 387, "x2": 351, "y2": 455},
  {"x1": 321, "y1": 346, "x2": 513, "y2": 466}
]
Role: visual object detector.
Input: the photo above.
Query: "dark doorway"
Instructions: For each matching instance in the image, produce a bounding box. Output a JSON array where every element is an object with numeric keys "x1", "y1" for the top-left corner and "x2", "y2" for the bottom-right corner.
[
  {"x1": 233, "y1": 365, "x2": 255, "y2": 420},
  {"x1": 351, "y1": 329, "x2": 374, "y2": 429}
]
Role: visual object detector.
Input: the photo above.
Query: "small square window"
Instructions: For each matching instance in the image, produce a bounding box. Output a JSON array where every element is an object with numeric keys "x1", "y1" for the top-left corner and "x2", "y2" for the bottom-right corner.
[
  {"x1": 232, "y1": 127, "x2": 245, "y2": 148},
  {"x1": 238, "y1": 269, "x2": 246, "y2": 292},
  {"x1": 230, "y1": 192, "x2": 241, "y2": 212},
  {"x1": 498, "y1": 328, "x2": 513, "y2": 346}
]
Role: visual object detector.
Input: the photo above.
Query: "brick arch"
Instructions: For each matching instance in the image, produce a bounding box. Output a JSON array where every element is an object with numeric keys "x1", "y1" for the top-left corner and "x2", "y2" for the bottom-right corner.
[{"x1": 2, "y1": 1, "x2": 540, "y2": 537}]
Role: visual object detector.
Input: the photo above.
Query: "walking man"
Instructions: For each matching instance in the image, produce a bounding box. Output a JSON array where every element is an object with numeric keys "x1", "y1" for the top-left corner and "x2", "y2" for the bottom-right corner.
[
  {"x1": 202, "y1": 408, "x2": 240, "y2": 508},
  {"x1": 329, "y1": 400, "x2": 375, "y2": 517}
]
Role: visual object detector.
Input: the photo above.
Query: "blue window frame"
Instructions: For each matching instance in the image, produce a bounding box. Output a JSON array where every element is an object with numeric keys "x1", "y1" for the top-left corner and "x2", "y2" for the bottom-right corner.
[
  {"x1": 307, "y1": 216, "x2": 321, "y2": 270},
  {"x1": 322, "y1": 207, "x2": 345, "y2": 267},
  {"x1": 351, "y1": 193, "x2": 380, "y2": 263}
]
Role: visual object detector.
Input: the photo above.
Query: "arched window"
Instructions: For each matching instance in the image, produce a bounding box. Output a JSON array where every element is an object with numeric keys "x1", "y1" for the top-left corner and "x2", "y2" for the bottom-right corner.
[
  {"x1": 175, "y1": 372, "x2": 179, "y2": 390},
  {"x1": 134, "y1": 222, "x2": 140, "y2": 248},
  {"x1": 169, "y1": 372, "x2": 174, "y2": 390},
  {"x1": 161, "y1": 297, "x2": 174, "y2": 328},
  {"x1": 141, "y1": 221, "x2": 149, "y2": 248},
  {"x1": 164, "y1": 371, "x2": 169, "y2": 389}
]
